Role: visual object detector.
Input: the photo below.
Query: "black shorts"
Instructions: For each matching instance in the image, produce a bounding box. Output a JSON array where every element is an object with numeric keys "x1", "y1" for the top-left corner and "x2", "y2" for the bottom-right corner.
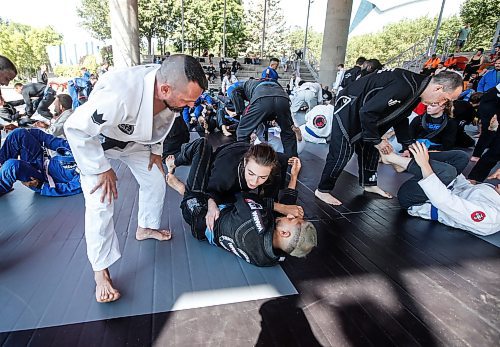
[
  {"x1": 180, "y1": 193, "x2": 209, "y2": 240},
  {"x1": 456, "y1": 39, "x2": 465, "y2": 48}
]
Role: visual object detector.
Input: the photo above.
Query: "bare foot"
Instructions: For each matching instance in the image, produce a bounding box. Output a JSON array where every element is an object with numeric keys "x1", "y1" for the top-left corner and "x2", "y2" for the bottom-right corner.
[
  {"x1": 221, "y1": 125, "x2": 232, "y2": 137},
  {"x1": 364, "y1": 186, "x2": 393, "y2": 199},
  {"x1": 380, "y1": 153, "x2": 405, "y2": 173},
  {"x1": 470, "y1": 156, "x2": 480, "y2": 162},
  {"x1": 165, "y1": 155, "x2": 176, "y2": 174},
  {"x1": 292, "y1": 125, "x2": 303, "y2": 142},
  {"x1": 136, "y1": 227, "x2": 172, "y2": 241},
  {"x1": 166, "y1": 173, "x2": 186, "y2": 195},
  {"x1": 315, "y1": 189, "x2": 342, "y2": 205},
  {"x1": 95, "y1": 268, "x2": 121, "y2": 303}
]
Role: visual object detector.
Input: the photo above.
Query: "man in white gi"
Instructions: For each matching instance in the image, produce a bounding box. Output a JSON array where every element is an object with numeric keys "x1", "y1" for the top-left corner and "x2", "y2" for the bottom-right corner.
[
  {"x1": 299, "y1": 103, "x2": 334, "y2": 144},
  {"x1": 290, "y1": 81, "x2": 323, "y2": 125},
  {"x1": 64, "y1": 55, "x2": 207, "y2": 303},
  {"x1": 381, "y1": 143, "x2": 500, "y2": 236}
]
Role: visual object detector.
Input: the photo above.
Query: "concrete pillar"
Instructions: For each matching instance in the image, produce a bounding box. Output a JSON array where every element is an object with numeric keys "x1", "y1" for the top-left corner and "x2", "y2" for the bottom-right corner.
[
  {"x1": 319, "y1": 0, "x2": 353, "y2": 86},
  {"x1": 109, "y1": 0, "x2": 140, "y2": 68}
]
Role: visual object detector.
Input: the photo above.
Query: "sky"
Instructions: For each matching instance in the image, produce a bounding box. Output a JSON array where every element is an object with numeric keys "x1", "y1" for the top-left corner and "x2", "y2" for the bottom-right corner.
[{"x1": 0, "y1": 0, "x2": 466, "y2": 45}]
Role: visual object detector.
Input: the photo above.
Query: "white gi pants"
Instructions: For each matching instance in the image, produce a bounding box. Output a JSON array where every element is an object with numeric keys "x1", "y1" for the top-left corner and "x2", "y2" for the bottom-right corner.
[
  {"x1": 290, "y1": 90, "x2": 317, "y2": 125},
  {"x1": 80, "y1": 142, "x2": 166, "y2": 271}
]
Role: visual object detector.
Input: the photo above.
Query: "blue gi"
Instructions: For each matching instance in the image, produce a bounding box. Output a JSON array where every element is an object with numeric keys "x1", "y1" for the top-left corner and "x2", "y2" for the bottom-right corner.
[
  {"x1": 261, "y1": 66, "x2": 279, "y2": 81},
  {"x1": 0, "y1": 128, "x2": 81, "y2": 197},
  {"x1": 182, "y1": 93, "x2": 215, "y2": 124}
]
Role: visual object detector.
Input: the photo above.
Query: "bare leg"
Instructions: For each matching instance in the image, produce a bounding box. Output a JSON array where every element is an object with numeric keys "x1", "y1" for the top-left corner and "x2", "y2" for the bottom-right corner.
[
  {"x1": 166, "y1": 172, "x2": 186, "y2": 195},
  {"x1": 94, "y1": 268, "x2": 121, "y2": 303},
  {"x1": 136, "y1": 227, "x2": 172, "y2": 241},
  {"x1": 380, "y1": 152, "x2": 411, "y2": 172},
  {"x1": 315, "y1": 189, "x2": 342, "y2": 205}
]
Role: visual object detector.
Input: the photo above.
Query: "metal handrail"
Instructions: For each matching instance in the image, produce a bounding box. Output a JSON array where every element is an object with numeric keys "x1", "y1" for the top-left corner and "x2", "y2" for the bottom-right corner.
[
  {"x1": 385, "y1": 36, "x2": 432, "y2": 72},
  {"x1": 304, "y1": 49, "x2": 320, "y2": 81}
]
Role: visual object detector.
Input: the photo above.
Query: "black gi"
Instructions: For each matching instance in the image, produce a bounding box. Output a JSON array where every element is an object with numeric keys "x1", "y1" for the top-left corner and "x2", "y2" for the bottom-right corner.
[
  {"x1": 230, "y1": 79, "x2": 297, "y2": 158},
  {"x1": 174, "y1": 138, "x2": 297, "y2": 266},
  {"x1": 20, "y1": 83, "x2": 55, "y2": 118},
  {"x1": 318, "y1": 68, "x2": 430, "y2": 192},
  {"x1": 340, "y1": 66, "x2": 362, "y2": 89}
]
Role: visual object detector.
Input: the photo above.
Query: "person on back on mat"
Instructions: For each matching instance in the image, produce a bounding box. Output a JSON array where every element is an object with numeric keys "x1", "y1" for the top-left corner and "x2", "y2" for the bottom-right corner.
[
  {"x1": 164, "y1": 140, "x2": 317, "y2": 266},
  {"x1": 380, "y1": 142, "x2": 500, "y2": 235},
  {"x1": 315, "y1": 69, "x2": 463, "y2": 206}
]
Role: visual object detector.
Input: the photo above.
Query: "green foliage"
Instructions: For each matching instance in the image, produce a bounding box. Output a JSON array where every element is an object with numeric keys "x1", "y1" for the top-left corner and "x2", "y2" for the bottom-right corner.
[
  {"x1": 460, "y1": 0, "x2": 500, "y2": 51},
  {"x1": 244, "y1": 0, "x2": 287, "y2": 58},
  {"x1": 345, "y1": 15, "x2": 464, "y2": 66},
  {"x1": 77, "y1": 0, "x2": 111, "y2": 41},
  {"x1": 138, "y1": 0, "x2": 178, "y2": 55},
  {"x1": 286, "y1": 26, "x2": 323, "y2": 61},
  {"x1": 0, "y1": 20, "x2": 62, "y2": 79},
  {"x1": 53, "y1": 65, "x2": 83, "y2": 78}
]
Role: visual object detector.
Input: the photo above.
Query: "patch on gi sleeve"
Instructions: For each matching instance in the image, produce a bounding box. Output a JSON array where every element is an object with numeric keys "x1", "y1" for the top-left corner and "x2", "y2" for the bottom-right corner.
[
  {"x1": 471, "y1": 211, "x2": 486, "y2": 222},
  {"x1": 91, "y1": 110, "x2": 106, "y2": 125},
  {"x1": 251, "y1": 210, "x2": 265, "y2": 234},
  {"x1": 118, "y1": 123, "x2": 135, "y2": 135},
  {"x1": 245, "y1": 198, "x2": 263, "y2": 210}
]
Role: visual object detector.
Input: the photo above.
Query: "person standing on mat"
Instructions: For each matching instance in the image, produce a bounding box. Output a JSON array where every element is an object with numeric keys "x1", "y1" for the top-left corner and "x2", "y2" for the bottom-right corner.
[
  {"x1": 230, "y1": 79, "x2": 297, "y2": 158},
  {"x1": 64, "y1": 55, "x2": 207, "y2": 303},
  {"x1": 315, "y1": 69, "x2": 463, "y2": 206}
]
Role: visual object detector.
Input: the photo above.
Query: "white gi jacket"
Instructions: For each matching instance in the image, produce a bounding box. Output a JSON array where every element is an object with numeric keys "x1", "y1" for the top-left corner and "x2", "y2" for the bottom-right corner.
[
  {"x1": 408, "y1": 174, "x2": 500, "y2": 236},
  {"x1": 64, "y1": 65, "x2": 177, "y2": 175},
  {"x1": 299, "y1": 104, "x2": 334, "y2": 144},
  {"x1": 294, "y1": 82, "x2": 323, "y2": 104}
]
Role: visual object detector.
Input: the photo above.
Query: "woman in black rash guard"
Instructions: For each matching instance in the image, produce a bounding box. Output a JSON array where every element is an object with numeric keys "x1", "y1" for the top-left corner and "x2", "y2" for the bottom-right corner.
[
  {"x1": 409, "y1": 101, "x2": 458, "y2": 151},
  {"x1": 165, "y1": 139, "x2": 304, "y2": 231}
]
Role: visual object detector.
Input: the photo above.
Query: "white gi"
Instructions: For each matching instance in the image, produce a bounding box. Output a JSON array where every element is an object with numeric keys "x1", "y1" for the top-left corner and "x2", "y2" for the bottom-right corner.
[
  {"x1": 299, "y1": 104, "x2": 334, "y2": 144},
  {"x1": 408, "y1": 174, "x2": 500, "y2": 236},
  {"x1": 64, "y1": 65, "x2": 177, "y2": 271},
  {"x1": 290, "y1": 82, "x2": 323, "y2": 116}
]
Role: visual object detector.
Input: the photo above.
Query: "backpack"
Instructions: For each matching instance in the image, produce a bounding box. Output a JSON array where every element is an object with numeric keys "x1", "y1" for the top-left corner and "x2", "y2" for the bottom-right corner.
[{"x1": 68, "y1": 78, "x2": 93, "y2": 109}]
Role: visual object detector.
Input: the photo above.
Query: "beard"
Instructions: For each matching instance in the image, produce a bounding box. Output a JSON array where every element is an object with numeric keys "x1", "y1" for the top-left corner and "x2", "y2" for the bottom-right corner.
[{"x1": 163, "y1": 100, "x2": 184, "y2": 113}]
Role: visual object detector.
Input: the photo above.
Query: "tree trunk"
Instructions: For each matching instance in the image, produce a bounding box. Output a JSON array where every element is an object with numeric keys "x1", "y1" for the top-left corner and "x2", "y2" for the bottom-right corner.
[{"x1": 147, "y1": 36, "x2": 152, "y2": 55}]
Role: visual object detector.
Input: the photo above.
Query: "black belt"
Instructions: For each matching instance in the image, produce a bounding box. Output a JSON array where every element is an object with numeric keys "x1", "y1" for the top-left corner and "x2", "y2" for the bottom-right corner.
[{"x1": 99, "y1": 134, "x2": 131, "y2": 151}]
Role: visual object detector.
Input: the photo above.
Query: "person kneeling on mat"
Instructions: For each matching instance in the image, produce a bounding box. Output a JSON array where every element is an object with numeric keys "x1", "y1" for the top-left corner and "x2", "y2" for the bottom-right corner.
[
  {"x1": 165, "y1": 153, "x2": 317, "y2": 266},
  {"x1": 380, "y1": 142, "x2": 500, "y2": 236}
]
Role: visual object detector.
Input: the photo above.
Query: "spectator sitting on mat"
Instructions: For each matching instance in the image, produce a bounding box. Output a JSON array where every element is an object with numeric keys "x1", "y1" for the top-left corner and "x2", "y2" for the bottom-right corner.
[
  {"x1": 0, "y1": 128, "x2": 81, "y2": 197},
  {"x1": 33, "y1": 94, "x2": 74, "y2": 138},
  {"x1": 380, "y1": 142, "x2": 499, "y2": 236}
]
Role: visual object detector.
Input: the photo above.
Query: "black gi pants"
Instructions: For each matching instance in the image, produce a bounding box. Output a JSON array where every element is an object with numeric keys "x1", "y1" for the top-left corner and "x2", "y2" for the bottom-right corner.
[
  {"x1": 236, "y1": 97, "x2": 297, "y2": 158},
  {"x1": 174, "y1": 138, "x2": 213, "y2": 239},
  {"x1": 398, "y1": 150, "x2": 469, "y2": 209},
  {"x1": 318, "y1": 120, "x2": 380, "y2": 192},
  {"x1": 468, "y1": 131, "x2": 500, "y2": 182}
]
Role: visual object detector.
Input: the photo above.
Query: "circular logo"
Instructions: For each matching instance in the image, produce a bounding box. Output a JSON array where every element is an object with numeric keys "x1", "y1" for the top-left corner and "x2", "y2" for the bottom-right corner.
[
  {"x1": 313, "y1": 114, "x2": 327, "y2": 129},
  {"x1": 471, "y1": 211, "x2": 486, "y2": 222}
]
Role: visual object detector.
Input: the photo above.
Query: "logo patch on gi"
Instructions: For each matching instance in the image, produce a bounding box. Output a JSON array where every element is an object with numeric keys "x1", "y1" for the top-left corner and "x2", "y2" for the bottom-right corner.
[
  {"x1": 388, "y1": 99, "x2": 401, "y2": 107},
  {"x1": 251, "y1": 210, "x2": 265, "y2": 233},
  {"x1": 91, "y1": 110, "x2": 106, "y2": 125},
  {"x1": 118, "y1": 124, "x2": 135, "y2": 135},
  {"x1": 471, "y1": 211, "x2": 486, "y2": 222},
  {"x1": 313, "y1": 114, "x2": 327, "y2": 129},
  {"x1": 219, "y1": 235, "x2": 251, "y2": 263},
  {"x1": 245, "y1": 198, "x2": 263, "y2": 210}
]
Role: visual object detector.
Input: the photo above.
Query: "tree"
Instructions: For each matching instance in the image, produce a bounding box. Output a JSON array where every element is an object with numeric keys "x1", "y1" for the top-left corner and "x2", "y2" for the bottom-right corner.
[
  {"x1": 77, "y1": 0, "x2": 111, "y2": 41},
  {"x1": 245, "y1": 0, "x2": 287, "y2": 58},
  {"x1": 138, "y1": 0, "x2": 178, "y2": 55},
  {"x1": 0, "y1": 20, "x2": 62, "y2": 79},
  {"x1": 460, "y1": 0, "x2": 500, "y2": 51},
  {"x1": 286, "y1": 26, "x2": 323, "y2": 61}
]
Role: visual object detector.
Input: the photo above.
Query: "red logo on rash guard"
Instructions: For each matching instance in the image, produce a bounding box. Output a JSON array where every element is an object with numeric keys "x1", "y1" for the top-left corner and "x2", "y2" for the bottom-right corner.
[
  {"x1": 313, "y1": 115, "x2": 327, "y2": 129},
  {"x1": 471, "y1": 211, "x2": 486, "y2": 222}
]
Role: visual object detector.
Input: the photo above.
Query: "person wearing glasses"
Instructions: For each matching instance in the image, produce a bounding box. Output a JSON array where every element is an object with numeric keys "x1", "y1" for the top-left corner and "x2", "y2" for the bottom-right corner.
[{"x1": 315, "y1": 69, "x2": 464, "y2": 206}]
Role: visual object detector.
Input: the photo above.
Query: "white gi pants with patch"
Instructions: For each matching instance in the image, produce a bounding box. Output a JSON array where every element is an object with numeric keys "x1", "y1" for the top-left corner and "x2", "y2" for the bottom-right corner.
[
  {"x1": 80, "y1": 142, "x2": 166, "y2": 271},
  {"x1": 290, "y1": 90, "x2": 318, "y2": 125}
]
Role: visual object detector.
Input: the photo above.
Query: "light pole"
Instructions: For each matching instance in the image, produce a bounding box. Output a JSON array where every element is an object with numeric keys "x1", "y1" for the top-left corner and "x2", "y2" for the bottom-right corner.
[
  {"x1": 222, "y1": 0, "x2": 227, "y2": 57},
  {"x1": 431, "y1": 0, "x2": 446, "y2": 54},
  {"x1": 303, "y1": 0, "x2": 312, "y2": 61},
  {"x1": 181, "y1": 0, "x2": 185, "y2": 53},
  {"x1": 260, "y1": 0, "x2": 267, "y2": 59}
]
